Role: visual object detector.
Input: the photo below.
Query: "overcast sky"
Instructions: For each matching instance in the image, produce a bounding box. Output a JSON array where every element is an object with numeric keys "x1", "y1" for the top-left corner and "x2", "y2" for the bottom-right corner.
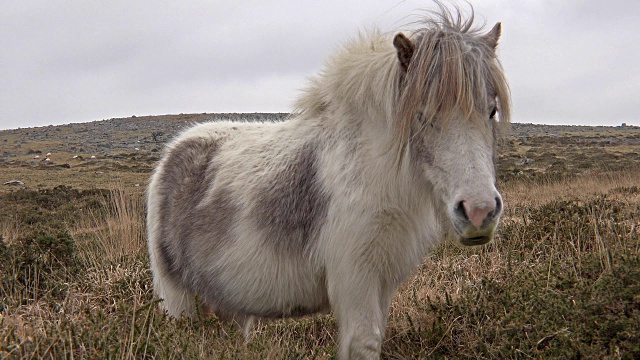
[{"x1": 1, "y1": 1, "x2": 638, "y2": 130}]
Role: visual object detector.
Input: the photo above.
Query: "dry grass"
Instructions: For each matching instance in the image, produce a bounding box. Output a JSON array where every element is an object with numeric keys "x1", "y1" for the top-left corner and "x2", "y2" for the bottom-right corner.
[
  {"x1": 0, "y1": 215, "x2": 23, "y2": 247},
  {"x1": 1, "y1": 171, "x2": 637, "y2": 358},
  {"x1": 501, "y1": 169, "x2": 640, "y2": 208},
  {"x1": 1, "y1": 122, "x2": 639, "y2": 358},
  {"x1": 71, "y1": 183, "x2": 146, "y2": 265}
]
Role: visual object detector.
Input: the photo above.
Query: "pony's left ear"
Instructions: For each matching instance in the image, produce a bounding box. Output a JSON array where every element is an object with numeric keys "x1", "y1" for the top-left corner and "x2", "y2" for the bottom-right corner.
[
  {"x1": 483, "y1": 22, "x2": 502, "y2": 49},
  {"x1": 393, "y1": 32, "x2": 415, "y2": 71}
]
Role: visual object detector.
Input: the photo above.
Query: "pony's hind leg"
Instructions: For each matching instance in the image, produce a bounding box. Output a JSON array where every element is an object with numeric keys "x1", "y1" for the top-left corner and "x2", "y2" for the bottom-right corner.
[
  {"x1": 215, "y1": 310, "x2": 256, "y2": 339},
  {"x1": 153, "y1": 271, "x2": 197, "y2": 318},
  {"x1": 240, "y1": 315, "x2": 256, "y2": 340}
]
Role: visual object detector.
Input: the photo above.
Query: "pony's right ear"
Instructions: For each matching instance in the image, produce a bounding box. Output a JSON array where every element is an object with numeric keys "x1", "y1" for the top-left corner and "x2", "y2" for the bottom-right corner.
[
  {"x1": 483, "y1": 22, "x2": 502, "y2": 49},
  {"x1": 393, "y1": 33, "x2": 414, "y2": 71}
]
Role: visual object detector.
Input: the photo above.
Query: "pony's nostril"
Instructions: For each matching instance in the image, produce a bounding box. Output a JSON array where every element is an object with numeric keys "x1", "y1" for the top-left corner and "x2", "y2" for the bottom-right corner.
[
  {"x1": 454, "y1": 201, "x2": 467, "y2": 220},
  {"x1": 493, "y1": 196, "x2": 503, "y2": 217}
]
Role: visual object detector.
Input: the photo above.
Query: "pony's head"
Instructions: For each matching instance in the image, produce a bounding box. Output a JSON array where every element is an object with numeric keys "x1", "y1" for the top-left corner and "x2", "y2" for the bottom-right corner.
[{"x1": 394, "y1": 6, "x2": 510, "y2": 246}]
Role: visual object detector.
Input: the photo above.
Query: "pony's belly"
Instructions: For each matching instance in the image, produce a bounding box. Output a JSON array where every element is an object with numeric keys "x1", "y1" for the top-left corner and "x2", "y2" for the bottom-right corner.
[
  {"x1": 194, "y1": 249, "x2": 329, "y2": 319},
  {"x1": 237, "y1": 271, "x2": 329, "y2": 318}
]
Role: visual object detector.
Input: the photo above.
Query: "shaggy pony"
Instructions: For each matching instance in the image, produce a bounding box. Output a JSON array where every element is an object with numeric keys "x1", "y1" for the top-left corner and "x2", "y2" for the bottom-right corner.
[{"x1": 147, "y1": 4, "x2": 510, "y2": 359}]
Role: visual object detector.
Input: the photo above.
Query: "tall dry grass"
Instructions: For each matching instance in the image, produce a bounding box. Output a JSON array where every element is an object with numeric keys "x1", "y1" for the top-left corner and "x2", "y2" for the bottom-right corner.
[
  {"x1": 0, "y1": 215, "x2": 22, "y2": 247},
  {"x1": 501, "y1": 169, "x2": 639, "y2": 208},
  {"x1": 1, "y1": 183, "x2": 151, "y2": 359},
  {"x1": 71, "y1": 183, "x2": 146, "y2": 265}
]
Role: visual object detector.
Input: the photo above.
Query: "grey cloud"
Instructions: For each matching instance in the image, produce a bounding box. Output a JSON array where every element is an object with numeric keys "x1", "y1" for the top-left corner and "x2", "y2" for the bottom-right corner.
[{"x1": 1, "y1": 1, "x2": 639, "y2": 129}]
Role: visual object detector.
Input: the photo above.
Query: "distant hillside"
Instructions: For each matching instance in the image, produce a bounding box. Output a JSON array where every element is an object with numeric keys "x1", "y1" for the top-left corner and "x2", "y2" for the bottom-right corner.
[{"x1": 1, "y1": 113, "x2": 639, "y2": 191}]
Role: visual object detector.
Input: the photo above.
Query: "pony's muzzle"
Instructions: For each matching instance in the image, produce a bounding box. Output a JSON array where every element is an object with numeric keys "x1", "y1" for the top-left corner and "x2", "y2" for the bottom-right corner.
[
  {"x1": 452, "y1": 195, "x2": 503, "y2": 246},
  {"x1": 455, "y1": 197, "x2": 502, "y2": 229}
]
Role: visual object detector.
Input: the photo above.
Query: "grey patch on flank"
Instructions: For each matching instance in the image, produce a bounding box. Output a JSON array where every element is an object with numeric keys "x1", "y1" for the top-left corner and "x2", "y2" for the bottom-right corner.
[
  {"x1": 185, "y1": 186, "x2": 238, "y2": 278},
  {"x1": 154, "y1": 137, "x2": 234, "y2": 282},
  {"x1": 252, "y1": 141, "x2": 329, "y2": 254}
]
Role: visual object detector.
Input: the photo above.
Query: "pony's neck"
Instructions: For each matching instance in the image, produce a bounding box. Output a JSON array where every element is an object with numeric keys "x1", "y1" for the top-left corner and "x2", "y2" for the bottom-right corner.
[
  {"x1": 294, "y1": 33, "x2": 402, "y2": 131},
  {"x1": 293, "y1": 33, "x2": 414, "y2": 191}
]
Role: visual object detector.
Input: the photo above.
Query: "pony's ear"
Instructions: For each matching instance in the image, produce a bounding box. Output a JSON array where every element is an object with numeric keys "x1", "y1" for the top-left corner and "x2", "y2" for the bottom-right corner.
[
  {"x1": 483, "y1": 22, "x2": 502, "y2": 49},
  {"x1": 393, "y1": 32, "x2": 415, "y2": 71}
]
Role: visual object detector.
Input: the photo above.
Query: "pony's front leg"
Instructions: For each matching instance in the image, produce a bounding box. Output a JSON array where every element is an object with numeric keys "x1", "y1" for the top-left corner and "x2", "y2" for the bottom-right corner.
[{"x1": 329, "y1": 271, "x2": 394, "y2": 360}]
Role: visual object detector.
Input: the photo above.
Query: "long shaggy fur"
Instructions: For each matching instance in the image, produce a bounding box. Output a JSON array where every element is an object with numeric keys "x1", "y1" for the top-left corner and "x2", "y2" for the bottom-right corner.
[{"x1": 147, "y1": 3, "x2": 510, "y2": 359}]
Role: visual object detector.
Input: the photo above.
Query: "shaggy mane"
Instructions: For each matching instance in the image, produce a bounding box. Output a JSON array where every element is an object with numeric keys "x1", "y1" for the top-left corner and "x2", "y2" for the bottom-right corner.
[{"x1": 294, "y1": 2, "x2": 510, "y2": 154}]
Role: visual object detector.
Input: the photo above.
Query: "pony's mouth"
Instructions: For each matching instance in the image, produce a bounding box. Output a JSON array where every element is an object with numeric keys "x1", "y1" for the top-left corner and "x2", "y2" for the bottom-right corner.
[
  {"x1": 451, "y1": 220, "x2": 496, "y2": 246},
  {"x1": 459, "y1": 235, "x2": 492, "y2": 246}
]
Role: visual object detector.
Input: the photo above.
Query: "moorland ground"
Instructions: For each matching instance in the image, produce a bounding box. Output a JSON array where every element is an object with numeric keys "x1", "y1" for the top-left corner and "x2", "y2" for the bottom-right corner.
[{"x1": 1, "y1": 114, "x2": 639, "y2": 359}]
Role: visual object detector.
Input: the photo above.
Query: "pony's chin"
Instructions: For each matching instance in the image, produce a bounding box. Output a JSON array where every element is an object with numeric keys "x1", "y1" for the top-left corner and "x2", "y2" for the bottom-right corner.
[
  {"x1": 450, "y1": 221, "x2": 497, "y2": 247},
  {"x1": 458, "y1": 235, "x2": 492, "y2": 246}
]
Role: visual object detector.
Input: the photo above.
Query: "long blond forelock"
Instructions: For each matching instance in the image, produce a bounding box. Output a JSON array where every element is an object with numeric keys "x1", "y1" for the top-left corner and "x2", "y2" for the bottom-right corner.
[{"x1": 395, "y1": 12, "x2": 511, "y2": 151}]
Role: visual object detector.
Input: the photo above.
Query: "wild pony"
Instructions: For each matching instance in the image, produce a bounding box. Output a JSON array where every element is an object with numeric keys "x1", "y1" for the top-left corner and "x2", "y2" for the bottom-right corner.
[{"x1": 147, "y1": 4, "x2": 510, "y2": 359}]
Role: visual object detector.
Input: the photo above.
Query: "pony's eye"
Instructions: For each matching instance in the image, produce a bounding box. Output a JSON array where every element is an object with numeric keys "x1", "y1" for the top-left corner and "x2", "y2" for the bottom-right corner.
[{"x1": 489, "y1": 107, "x2": 497, "y2": 119}]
